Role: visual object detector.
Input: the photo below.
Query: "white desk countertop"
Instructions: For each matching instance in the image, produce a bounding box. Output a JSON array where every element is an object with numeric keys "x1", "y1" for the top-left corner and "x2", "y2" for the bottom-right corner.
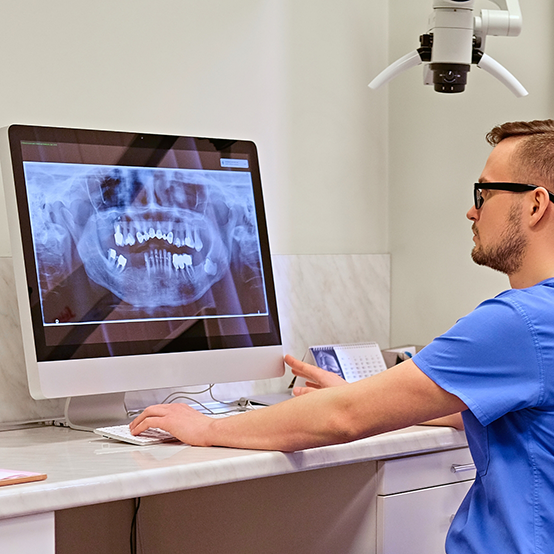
[{"x1": 0, "y1": 424, "x2": 467, "y2": 520}]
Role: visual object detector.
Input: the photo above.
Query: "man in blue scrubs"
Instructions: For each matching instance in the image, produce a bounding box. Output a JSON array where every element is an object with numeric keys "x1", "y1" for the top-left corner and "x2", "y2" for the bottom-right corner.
[{"x1": 132, "y1": 119, "x2": 554, "y2": 553}]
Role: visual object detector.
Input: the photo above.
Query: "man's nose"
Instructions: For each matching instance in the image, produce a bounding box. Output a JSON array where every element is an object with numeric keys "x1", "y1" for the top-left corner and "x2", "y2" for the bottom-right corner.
[{"x1": 466, "y1": 204, "x2": 479, "y2": 221}]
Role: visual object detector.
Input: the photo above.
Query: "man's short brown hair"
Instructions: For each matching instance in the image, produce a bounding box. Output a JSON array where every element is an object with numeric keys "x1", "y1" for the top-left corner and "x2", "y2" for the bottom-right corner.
[{"x1": 487, "y1": 120, "x2": 554, "y2": 190}]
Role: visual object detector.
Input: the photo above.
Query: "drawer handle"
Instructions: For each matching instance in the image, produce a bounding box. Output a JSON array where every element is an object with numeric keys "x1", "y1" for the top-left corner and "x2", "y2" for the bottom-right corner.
[{"x1": 451, "y1": 463, "x2": 476, "y2": 474}]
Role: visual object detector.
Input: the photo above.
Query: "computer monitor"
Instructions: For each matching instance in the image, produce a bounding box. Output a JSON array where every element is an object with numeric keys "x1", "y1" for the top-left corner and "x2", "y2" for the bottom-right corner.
[{"x1": 0, "y1": 125, "x2": 283, "y2": 429}]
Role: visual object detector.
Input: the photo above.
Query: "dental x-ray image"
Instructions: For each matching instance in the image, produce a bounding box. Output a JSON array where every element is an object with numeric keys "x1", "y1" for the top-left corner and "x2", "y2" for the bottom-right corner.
[{"x1": 23, "y1": 162, "x2": 268, "y2": 325}]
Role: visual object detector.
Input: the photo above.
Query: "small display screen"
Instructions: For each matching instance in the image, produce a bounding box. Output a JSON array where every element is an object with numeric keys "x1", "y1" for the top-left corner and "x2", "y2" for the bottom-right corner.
[{"x1": 8, "y1": 126, "x2": 281, "y2": 361}]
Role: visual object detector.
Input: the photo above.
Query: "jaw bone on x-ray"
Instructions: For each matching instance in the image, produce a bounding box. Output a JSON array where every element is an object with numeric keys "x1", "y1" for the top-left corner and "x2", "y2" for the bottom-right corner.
[{"x1": 24, "y1": 162, "x2": 264, "y2": 319}]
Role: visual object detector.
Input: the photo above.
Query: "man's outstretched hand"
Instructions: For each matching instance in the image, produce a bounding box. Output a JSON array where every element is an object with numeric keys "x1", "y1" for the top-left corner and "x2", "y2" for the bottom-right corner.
[{"x1": 286, "y1": 354, "x2": 347, "y2": 396}]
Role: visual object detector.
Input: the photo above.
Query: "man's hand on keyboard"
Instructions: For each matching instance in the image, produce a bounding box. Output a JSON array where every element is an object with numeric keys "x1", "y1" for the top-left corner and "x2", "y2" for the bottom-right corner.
[
  {"x1": 129, "y1": 403, "x2": 213, "y2": 447},
  {"x1": 287, "y1": 354, "x2": 347, "y2": 396}
]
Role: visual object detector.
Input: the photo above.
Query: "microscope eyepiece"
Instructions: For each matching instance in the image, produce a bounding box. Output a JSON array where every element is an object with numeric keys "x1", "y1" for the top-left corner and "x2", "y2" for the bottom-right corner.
[{"x1": 429, "y1": 63, "x2": 470, "y2": 93}]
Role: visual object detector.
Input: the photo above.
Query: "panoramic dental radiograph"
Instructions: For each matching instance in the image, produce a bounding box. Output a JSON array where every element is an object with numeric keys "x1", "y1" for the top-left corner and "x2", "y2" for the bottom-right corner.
[{"x1": 24, "y1": 162, "x2": 265, "y2": 324}]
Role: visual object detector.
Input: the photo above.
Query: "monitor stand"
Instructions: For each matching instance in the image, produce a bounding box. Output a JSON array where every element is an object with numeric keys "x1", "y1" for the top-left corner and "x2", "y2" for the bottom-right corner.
[{"x1": 64, "y1": 393, "x2": 133, "y2": 431}]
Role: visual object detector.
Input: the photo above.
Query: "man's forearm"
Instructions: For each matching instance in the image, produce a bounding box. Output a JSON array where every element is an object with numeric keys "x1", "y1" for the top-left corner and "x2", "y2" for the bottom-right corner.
[
  {"x1": 202, "y1": 362, "x2": 467, "y2": 451},
  {"x1": 131, "y1": 359, "x2": 468, "y2": 452},
  {"x1": 419, "y1": 413, "x2": 465, "y2": 430}
]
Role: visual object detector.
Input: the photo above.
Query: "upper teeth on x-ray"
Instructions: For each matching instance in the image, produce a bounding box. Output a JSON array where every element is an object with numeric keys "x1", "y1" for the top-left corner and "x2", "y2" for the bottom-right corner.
[{"x1": 23, "y1": 162, "x2": 262, "y2": 310}]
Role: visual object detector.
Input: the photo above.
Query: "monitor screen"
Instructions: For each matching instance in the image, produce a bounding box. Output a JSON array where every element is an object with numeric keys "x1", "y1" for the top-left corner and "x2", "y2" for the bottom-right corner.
[{"x1": 1, "y1": 125, "x2": 283, "y2": 426}]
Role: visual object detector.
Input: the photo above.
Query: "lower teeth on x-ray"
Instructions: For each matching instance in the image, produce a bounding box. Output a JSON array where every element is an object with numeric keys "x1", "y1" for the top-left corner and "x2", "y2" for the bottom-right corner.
[{"x1": 23, "y1": 162, "x2": 264, "y2": 320}]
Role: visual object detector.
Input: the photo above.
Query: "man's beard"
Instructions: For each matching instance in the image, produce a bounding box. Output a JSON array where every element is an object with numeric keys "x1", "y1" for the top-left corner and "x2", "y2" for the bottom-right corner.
[{"x1": 471, "y1": 204, "x2": 527, "y2": 275}]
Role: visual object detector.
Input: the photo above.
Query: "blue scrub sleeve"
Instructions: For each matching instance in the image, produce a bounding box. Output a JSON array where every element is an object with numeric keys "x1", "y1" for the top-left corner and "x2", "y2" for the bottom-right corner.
[{"x1": 413, "y1": 295, "x2": 543, "y2": 426}]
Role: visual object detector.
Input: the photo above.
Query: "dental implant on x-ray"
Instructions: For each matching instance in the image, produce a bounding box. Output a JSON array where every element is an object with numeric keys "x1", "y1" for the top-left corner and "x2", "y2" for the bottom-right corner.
[
  {"x1": 24, "y1": 163, "x2": 262, "y2": 311},
  {"x1": 369, "y1": 0, "x2": 527, "y2": 96}
]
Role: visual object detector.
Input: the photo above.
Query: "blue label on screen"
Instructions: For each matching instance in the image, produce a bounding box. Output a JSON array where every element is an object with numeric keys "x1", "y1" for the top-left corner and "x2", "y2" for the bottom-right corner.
[{"x1": 221, "y1": 158, "x2": 249, "y2": 169}]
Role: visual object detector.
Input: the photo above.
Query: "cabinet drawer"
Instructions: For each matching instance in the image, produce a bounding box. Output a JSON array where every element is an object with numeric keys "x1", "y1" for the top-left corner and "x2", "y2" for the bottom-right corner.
[
  {"x1": 377, "y1": 479, "x2": 472, "y2": 554},
  {"x1": 377, "y1": 447, "x2": 475, "y2": 495}
]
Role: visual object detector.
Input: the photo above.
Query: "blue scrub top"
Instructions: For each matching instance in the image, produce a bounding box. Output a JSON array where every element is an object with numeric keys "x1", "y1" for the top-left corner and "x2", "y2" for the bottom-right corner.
[{"x1": 414, "y1": 278, "x2": 554, "y2": 554}]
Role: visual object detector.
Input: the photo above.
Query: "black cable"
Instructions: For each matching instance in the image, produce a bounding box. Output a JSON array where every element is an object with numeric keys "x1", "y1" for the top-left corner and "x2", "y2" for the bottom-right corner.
[{"x1": 130, "y1": 497, "x2": 141, "y2": 554}]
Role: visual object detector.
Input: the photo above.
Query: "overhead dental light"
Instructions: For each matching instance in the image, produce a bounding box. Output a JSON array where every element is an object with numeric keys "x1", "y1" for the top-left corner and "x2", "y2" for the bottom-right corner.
[{"x1": 369, "y1": 0, "x2": 527, "y2": 97}]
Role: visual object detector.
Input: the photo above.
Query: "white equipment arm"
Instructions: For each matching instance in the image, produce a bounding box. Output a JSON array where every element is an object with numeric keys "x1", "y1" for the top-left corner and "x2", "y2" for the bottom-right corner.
[
  {"x1": 476, "y1": 52, "x2": 528, "y2": 97},
  {"x1": 368, "y1": 50, "x2": 423, "y2": 90}
]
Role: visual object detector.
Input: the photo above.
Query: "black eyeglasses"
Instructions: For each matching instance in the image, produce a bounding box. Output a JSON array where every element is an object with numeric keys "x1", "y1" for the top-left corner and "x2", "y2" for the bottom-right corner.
[{"x1": 473, "y1": 182, "x2": 554, "y2": 210}]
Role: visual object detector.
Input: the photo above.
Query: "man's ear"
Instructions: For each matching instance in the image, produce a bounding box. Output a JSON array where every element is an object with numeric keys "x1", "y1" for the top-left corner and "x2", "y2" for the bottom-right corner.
[{"x1": 529, "y1": 187, "x2": 550, "y2": 226}]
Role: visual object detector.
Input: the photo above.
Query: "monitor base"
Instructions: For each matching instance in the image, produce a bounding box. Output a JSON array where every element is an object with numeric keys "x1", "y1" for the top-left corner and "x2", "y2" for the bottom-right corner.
[{"x1": 64, "y1": 393, "x2": 132, "y2": 432}]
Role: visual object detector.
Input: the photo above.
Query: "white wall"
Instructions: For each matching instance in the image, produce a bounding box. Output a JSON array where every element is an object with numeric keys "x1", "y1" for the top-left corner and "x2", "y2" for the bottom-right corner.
[
  {"x1": 2, "y1": 0, "x2": 548, "y2": 366},
  {"x1": 0, "y1": 0, "x2": 388, "y2": 258},
  {"x1": 0, "y1": 1, "x2": 391, "y2": 419},
  {"x1": 388, "y1": 0, "x2": 554, "y2": 346}
]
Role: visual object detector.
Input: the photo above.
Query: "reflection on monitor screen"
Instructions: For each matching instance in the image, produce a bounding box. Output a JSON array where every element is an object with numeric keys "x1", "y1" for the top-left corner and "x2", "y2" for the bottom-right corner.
[{"x1": 1, "y1": 126, "x2": 283, "y2": 429}]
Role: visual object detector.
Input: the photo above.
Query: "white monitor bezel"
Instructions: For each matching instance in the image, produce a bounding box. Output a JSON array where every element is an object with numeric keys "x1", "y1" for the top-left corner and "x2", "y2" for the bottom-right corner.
[{"x1": 0, "y1": 125, "x2": 284, "y2": 403}]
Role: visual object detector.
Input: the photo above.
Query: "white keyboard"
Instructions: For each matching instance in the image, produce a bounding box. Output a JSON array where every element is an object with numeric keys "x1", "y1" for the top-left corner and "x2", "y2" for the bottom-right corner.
[
  {"x1": 94, "y1": 424, "x2": 180, "y2": 446},
  {"x1": 94, "y1": 407, "x2": 258, "y2": 446}
]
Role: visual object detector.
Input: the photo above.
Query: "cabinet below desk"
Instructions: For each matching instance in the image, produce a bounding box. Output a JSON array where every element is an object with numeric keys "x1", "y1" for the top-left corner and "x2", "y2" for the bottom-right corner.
[
  {"x1": 377, "y1": 447, "x2": 476, "y2": 554},
  {"x1": 55, "y1": 449, "x2": 475, "y2": 554},
  {"x1": 0, "y1": 512, "x2": 55, "y2": 554}
]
